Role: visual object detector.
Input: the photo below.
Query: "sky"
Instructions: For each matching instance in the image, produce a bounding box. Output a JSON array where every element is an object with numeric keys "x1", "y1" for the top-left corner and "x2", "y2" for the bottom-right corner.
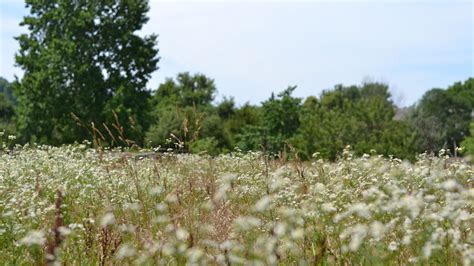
[{"x1": 0, "y1": 0, "x2": 472, "y2": 107}]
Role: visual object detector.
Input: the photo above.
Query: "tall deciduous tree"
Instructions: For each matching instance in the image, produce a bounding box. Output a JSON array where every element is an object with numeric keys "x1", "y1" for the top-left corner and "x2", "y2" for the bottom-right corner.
[
  {"x1": 14, "y1": 0, "x2": 159, "y2": 144},
  {"x1": 150, "y1": 72, "x2": 216, "y2": 109},
  {"x1": 0, "y1": 77, "x2": 16, "y2": 104},
  {"x1": 461, "y1": 123, "x2": 474, "y2": 157},
  {"x1": 238, "y1": 86, "x2": 301, "y2": 154},
  {"x1": 0, "y1": 77, "x2": 17, "y2": 136},
  {"x1": 293, "y1": 82, "x2": 416, "y2": 160},
  {"x1": 146, "y1": 73, "x2": 219, "y2": 150},
  {"x1": 409, "y1": 80, "x2": 472, "y2": 154}
]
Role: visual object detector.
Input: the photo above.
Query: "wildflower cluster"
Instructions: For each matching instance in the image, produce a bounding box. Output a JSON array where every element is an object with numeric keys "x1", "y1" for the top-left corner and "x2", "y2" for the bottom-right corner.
[{"x1": 0, "y1": 145, "x2": 472, "y2": 264}]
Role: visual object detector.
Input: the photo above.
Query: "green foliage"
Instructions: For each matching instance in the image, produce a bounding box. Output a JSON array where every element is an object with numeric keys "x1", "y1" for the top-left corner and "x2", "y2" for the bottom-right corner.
[
  {"x1": 461, "y1": 123, "x2": 474, "y2": 157},
  {"x1": 408, "y1": 78, "x2": 473, "y2": 154},
  {"x1": 448, "y1": 78, "x2": 474, "y2": 109},
  {"x1": 0, "y1": 78, "x2": 17, "y2": 136},
  {"x1": 6, "y1": 1, "x2": 474, "y2": 163},
  {"x1": 216, "y1": 97, "x2": 236, "y2": 120},
  {"x1": 189, "y1": 137, "x2": 220, "y2": 156},
  {"x1": 6, "y1": 0, "x2": 472, "y2": 160},
  {"x1": 0, "y1": 77, "x2": 16, "y2": 104},
  {"x1": 144, "y1": 76, "x2": 470, "y2": 160},
  {"x1": 0, "y1": 94, "x2": 15, "y2": 123},
  {"x1": 145, "y1": 105, "x2": 183, "y2": 148},
  {"x1": 151, "y1": 72, "x2": 216, "y2": 109},
  {"x1": 240, "y1": 86, "x2": 301, "y2": 153},
  {"x1": 293, "y1": 82, "x2": 416, "y2": 160},
  {"x1": 224, "y1": 103, "x2": 261, "y2": 150},
  {"x1": 14, "y1": 0, "x2": 159, "y2": 145},
  {"x1": 147, "y1": 73, "x2": 222, "y2": 152}
]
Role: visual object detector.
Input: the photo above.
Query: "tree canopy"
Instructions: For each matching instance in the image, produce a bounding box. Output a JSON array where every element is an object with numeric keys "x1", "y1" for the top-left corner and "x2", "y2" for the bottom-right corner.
[
  {"x1": 14, "y1": 0, "x2": 159, "y2": 145},
  {"x1": 408, "y1": 78, "x2": 473, "y2": 155},
  {"x1": 3, "y1": 0, "x2": 472, "y2": 160}
]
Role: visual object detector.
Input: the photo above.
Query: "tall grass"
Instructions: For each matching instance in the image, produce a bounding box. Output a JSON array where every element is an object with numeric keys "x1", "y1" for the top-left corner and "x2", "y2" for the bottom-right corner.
[{"x1": 0, "y1": 140, "x2": 472, "y2": 265}]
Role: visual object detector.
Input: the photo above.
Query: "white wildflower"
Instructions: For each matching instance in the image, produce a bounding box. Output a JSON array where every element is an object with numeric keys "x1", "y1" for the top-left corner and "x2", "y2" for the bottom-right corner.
[
  {"x1": 176, "y1": 228, "x2": 189, "y2": 241},
  {"x1": 348, "y1": 224, "x2": 368, "y2": 251},
  {"x1": 349, "y1": 203, "x2": 371, "y2": 219},
  {"x1": 116, "y1": 244, "x2": 136, "y2": 259},
  {"x1": 222, "y1": 173, "x2": 237, "y2": 183},
  {"x1": 214, "y1": 184, "x2": 230, "y2": 201},
  {"x1": 19, "y1": 230, "x2": 45, "y2": 246},
  {"x1": 234, "y1": 216, "x2": 261, "y2": 231},
  {"x1": 100, "y1": 213, "x2": 115, "y2": 227},
  {"x1": 291, "y1": 228, "x2": 304, "y2": 240},
  {"x1": 186, "y1": 248, "x2": 204, "y2": 262},
  {"x1": 124, "y1": 202, "x2": 140, "y2": 211},
  {"x1": 58, "y1": 226, "x2": 71, "y2": 236},
  {"x1": 162, "y1": 243, "x2": 175, "y2": 256},
  {"x1": 273, "y1": 222, "x2": 286, "y2": 237},
  {"x1": 402, "y1": 234, "x2": 412, "y2": 245},
  {"x1": 423, "y1": 242, "x2": 434, "y2": 258},
  {"x1": 254, "y1": 196, "x2": 272, "y2": 212},
  {"x1": 441, "y1": 179, "x2": 459, "y2": 191},
  {"x1": 321, "y1": 203, "x2": 337, "y2": 213},
  {"x1": 149, "y1": 186, "x2": 163, "y2": 195},
  {"x1": 313, "y1": 183, "x2": 326, "y2": 193},
  {"x1": 369, "y1": 221, "x2": 385, "y2": 240},
  {"x1": 388, "y1": 241, "x2": 398, "y2": 251},
  {"x1": 400, "y1": 195, "x2": 423, "y2": 219},
  {"x1": 165, "y1": 193, "x2": 178, "y2": 203},
  {"x1": 118, "y1": 224, "x2": 136, "y2": 233},
  {"x1": 155, "y1": 203, "x2": 168, "y2": 212}
]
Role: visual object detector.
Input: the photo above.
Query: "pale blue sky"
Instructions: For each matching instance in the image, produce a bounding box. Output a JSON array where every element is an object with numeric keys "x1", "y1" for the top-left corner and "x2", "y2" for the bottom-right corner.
[{"x1": 0, "y1": 0, "x2": 472, "y2": 106}]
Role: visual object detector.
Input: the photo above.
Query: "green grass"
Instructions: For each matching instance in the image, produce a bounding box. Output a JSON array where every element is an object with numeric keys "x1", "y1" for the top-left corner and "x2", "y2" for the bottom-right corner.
[{"x1": 0, "y1": 144, "x2": 473, "y2": 265}]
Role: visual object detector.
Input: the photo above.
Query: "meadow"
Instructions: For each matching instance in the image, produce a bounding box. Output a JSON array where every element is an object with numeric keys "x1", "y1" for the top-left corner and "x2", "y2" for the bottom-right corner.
[{"x1": 0, "y1": 142, "x2": 473, "y2": 265}]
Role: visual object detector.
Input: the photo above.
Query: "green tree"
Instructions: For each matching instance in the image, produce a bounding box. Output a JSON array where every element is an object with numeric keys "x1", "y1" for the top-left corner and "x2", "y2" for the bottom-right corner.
[
  {"x1": 14, "y1": 0, "x2": 159, "y2": 145},
  {"x1": 0, "y1": 94, "x2": 15, "y2": 123},
  {"x1": 239, "y1": 86, "x2": 301, "y2": 154},
  {"x1": 409, "y1": 83, "x2": 472, "y2": 154},
  {"x1": 447, "y1": 78, "x2": 474, "y2": 109},
  {"x1": 226, "y1": 103, "x2": 261, "y2": 150},
  {"x1": 151, "y1": 72, "x2": 216, "y2": 109},
  {"x1": 0, "y1": 77, "x2": 16, "y2": 104},
  {"x1": 461, "y1": 123, "x2": 474, "y2": 157},
  {"x1": 0, "y1": 78, "x2": 16, "y2": 136},
  {"x1": 217, "y1": 97, "x2": 236, "y2": 120},
  {"x1": 293, "y1": 82, "x2": 416, "y2": 160},
  {"x1": 147, "y1": 73, "x2": 219, "y2": 151}
]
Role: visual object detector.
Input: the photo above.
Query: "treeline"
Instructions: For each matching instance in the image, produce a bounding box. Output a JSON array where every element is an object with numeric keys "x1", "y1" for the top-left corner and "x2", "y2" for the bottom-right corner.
[
  {"x1": 1, "y1": 74, "x2": 473, "y2": 160},
  {"x1": 0, "y1": 0, "x2": 472, "y2": 160}
]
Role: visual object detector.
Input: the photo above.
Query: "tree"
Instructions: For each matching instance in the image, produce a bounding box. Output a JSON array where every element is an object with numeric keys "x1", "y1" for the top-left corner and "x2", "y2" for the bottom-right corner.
[
  {"x1": 293, "y1": 82, "x2": 416, "y2": 160},
  {"x1": 147, "y1": 73, "x2": 219, "y2": 151},
  {"x1": 409, "y1": 83, "x2": 472, "y2": 154},
  {"x1": 461, "y1": 123, "x2": 474, "y2": 157},
  {"x1": 0, "y1": 77, "x2": 16, "y2": 104},
  {"x1": 0, "y1": 94, "x2": 15, "y2": 123},
  {"x1": 239, "y1": 86, "x2": 301, "y2": 154},
  {"x1": 447, "y1": 78, "x2": 474, "y2": 109},
  {"x1": 225, "y1": 103, "x2": 261, "y2": 150},
  {"x1": 151, "y1": 72, "x2": 216, "y2": 109},
  {"x1": 0, "y1": 77, "x2": 16, "y2": 136},
  {"x1": 217, "y1": 97, "x2": 236, "y2": 120},
  {"x1": 14, "y1": 0, "x2": 159, "y2": 145}
]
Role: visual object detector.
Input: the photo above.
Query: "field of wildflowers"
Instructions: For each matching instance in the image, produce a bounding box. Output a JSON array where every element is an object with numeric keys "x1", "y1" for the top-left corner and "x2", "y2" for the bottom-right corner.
[{"x1": 0, "y1": 142, "x2": 473, "y2": 265}]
